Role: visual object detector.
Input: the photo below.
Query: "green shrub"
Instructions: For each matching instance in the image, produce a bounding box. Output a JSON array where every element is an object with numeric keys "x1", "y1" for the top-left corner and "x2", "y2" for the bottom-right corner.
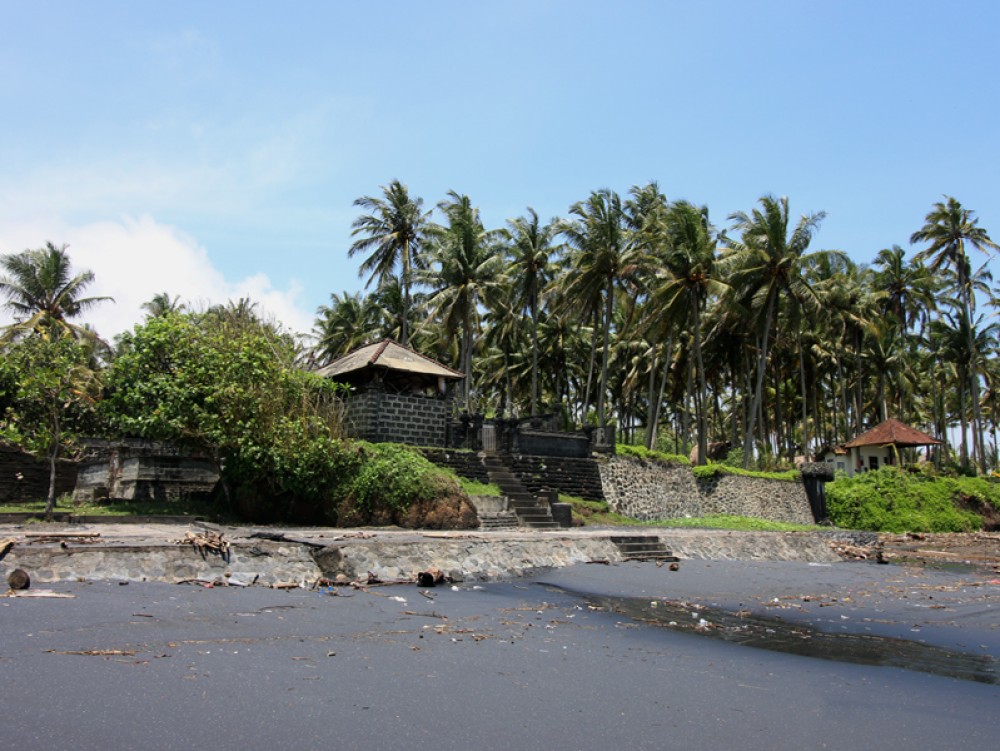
[{"x1": 826, "y1": 467, "x2": 984, "y2": 532}]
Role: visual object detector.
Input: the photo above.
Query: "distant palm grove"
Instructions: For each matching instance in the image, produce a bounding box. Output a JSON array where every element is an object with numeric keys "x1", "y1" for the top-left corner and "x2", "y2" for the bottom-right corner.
[
  {"x1": 323, "y1": 183, "x2": 998, "y2": 473},
  {"x1": 2, "y1": 185, "x2": 999, "y2": 480}
]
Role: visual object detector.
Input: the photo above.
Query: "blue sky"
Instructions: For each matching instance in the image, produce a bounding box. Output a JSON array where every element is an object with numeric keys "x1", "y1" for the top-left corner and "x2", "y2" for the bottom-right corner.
[{"x1": 2, "y1": 1, "x2": 998, "y2": 338}]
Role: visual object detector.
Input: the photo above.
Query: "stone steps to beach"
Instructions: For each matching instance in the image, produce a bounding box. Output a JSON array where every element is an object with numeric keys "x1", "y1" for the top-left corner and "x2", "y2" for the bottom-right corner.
[
  {"x1": 485, "y1": 456, "x2": 559, "y2": 529},
  {"x1": 610, "y1": 535, "x2": 679, "y2": 562}
]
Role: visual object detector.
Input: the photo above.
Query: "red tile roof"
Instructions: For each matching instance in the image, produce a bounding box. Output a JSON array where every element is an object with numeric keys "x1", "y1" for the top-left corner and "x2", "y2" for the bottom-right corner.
[{"x1": 843, "y1": 418, "x2": 941, "y2": 448}]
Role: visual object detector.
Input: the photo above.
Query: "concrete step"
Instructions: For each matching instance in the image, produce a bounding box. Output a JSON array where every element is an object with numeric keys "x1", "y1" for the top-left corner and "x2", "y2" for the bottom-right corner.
[{"x1": 610, "y1": 536, "x2": 678, "y2": 562}]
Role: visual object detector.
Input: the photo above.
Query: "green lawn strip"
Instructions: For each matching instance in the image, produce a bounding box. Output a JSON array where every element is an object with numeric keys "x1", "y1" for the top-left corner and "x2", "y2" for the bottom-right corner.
[{"x1": 558, "y1": 493, "x2": 816, "y2": 530}]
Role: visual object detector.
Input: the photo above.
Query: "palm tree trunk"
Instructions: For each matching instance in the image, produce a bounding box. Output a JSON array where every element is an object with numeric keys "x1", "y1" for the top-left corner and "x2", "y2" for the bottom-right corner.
[
  {"x1": 693, "y1": 297, "x2": 708, "y2": 466},
  {"x1": 530, "y1": 292, "x2": 540, "y2": 416},
  {"x1": 743, "y1": 290, "x2": 777, "y2": 467},
  {"x1": 400, "y1": 239, "x2": 411, "y2": 346},
  {"x1": 597, "y1": 285, "x2": 614, "y2": 426}
]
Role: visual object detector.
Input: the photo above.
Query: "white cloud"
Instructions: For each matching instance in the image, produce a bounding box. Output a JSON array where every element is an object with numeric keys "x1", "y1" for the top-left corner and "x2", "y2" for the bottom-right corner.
[{"x1": 0, "y1": 215, "x2": 314, "y2": 341}]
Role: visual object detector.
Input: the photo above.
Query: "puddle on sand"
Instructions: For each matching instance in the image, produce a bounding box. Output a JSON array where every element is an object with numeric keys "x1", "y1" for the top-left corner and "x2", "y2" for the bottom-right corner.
[{"x1": 544, "y1": 585, "x2": 998, "y2": 685}]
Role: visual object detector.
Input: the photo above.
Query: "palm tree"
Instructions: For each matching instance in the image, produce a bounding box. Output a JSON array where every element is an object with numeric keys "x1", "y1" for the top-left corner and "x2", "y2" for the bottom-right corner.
[
  {"x1": 313, "y1": 291, "x2": 379, "y2": 363},
  {"x1": 141, "y1": 292, "x2": 185, "y2": 319},
  {"x1": 420, "y1": 192, "x2": 506, "y2": 410},
  {"x1": 0, "y1": 242, "x2": 112, "y2": 343},
  {"x1": 912, "y1": 196, "x2": 999, "y2": 471},
  {"x1": 349, "y1": 180, "x2": 430, "y2": 346},
  {"x1": 724, "y1": 195, "x2": 829, "y2": 465},
  {"x1": 650, "y1": 201, "x2": 728, "y2": 464},
  {"x1": 504, "y1": 208, "x2": 556, "y2": 416},
  {"x1": 558, "y1": 188, "x2": 645, "y2": 428}
]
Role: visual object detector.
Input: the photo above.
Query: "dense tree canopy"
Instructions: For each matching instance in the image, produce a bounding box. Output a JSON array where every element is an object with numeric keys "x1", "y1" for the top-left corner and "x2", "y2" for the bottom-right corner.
[{"x1": 331, "y1": 188, "x2": 999, "y2": 473}]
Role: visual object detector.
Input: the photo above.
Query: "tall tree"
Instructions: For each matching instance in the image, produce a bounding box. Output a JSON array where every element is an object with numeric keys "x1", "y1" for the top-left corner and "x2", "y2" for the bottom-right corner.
[
  {"x1": 0, "y1": 336, "x2": 100, "y2": 516},
  {"x1": 313, "y1": 291, "x2": 379, "y2": 362},
  {"x1": 504, "y1": 207, "x2": 556, "y2": 416},
  {"x1": 348, "y1": 180, "x2": 430, "y2": 346},
  {"x1": 651, "y1": 201, "x2": 727, "y2": 464},
  {"x1": 0, "y1": 242, "x2": 112, "y2": 343},
  {"x1": 421, "y1": 192, "x2": 506, "y2": 410},
  {"x1": 911, "y1": 197, "x2": 999, "y2": 471},
  {"x1": 559, "y1": 189, "x2": 644, "y2": 428},
  {"x1": 725, "y1": 195, "x2": 829, "y2": 465}
]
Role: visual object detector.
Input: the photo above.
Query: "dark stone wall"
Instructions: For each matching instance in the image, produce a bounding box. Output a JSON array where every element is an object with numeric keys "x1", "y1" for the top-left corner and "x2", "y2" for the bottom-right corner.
[
  {"x1": 420, "y1": 449, "x2": 606, "y2": 501},
  {"x1": 420, "y1": 449, "x2": 490, "y2": 483},
  {"x1": 508, "y1": 455, "x2": 605, "y2": 501},
  {"x1": 72, "y1": 440, "x2": 218, "y2": 503},
  {"x1": 0, "y1": 442, "x2": 77, "y2": 503},
  {"x1": 344, "y1": 390, "x2": 450, "y2": 447}
]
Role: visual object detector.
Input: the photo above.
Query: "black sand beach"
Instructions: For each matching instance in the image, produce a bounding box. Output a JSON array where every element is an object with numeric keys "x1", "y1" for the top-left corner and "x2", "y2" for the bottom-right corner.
[{"x1": 3, "y1": 560, "x2": 998, "y2": 751}]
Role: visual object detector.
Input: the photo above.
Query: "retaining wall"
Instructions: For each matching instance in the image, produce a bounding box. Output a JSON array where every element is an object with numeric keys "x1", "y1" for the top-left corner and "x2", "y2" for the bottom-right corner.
[{"x1": 599, "y1": 456, "x2": 815, "y2": 525}]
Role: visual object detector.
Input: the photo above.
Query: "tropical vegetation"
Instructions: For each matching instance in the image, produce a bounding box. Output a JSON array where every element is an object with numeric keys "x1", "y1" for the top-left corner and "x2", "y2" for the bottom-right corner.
[{"x1": 327, "y1": 186, "x2": 1000, "y2": 473}]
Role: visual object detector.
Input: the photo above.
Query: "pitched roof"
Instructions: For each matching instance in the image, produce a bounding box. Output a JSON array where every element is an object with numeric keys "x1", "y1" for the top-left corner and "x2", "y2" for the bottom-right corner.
[
  {"x1": 315, "y1": 339, "x2": 464, "y2": 380},
  {"x1": 843, "y1": 418, "x2": 942, "y2": 448}
]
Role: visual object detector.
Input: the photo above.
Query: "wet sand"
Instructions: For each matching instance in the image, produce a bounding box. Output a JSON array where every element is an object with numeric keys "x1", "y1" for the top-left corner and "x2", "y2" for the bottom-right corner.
[{"x1": 2, "y1": 559, "x2": 998, "y2": 750}]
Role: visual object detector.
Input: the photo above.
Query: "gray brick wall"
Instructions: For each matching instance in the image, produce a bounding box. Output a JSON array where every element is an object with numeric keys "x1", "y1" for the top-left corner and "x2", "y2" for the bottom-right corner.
[{"x1": 344, "y1": 390, "x2": 450, "y2": 447}]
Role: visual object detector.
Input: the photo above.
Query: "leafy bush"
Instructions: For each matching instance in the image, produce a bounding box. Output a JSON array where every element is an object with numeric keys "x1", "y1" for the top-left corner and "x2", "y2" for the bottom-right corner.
[
  {"x1": 826, "y1": 467, "x2": 984, "y2": 532},
  {"x1": 101, "y1": 313, "x2": 475, "y2": 527}
]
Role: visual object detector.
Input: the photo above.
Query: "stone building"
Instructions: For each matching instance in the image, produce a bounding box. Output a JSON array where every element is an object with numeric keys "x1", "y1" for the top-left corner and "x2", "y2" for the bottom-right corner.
[{"x1": 316, "y1": 339, "x2": 464, "y2": 447}]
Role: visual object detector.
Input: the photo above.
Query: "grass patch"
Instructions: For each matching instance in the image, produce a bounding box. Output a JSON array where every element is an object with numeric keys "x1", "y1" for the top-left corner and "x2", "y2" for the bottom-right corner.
[
  {"x1": 558, "y1": 493, "x2": 817, "y2": 530},
  {"x1": 458, "y1": 477, "x2": 503, "y2": 496},
  {"x1": 692, "y1": 463, "x2": 799, "y2": 481},
  {"x1": 0, "y1": 496, "x2": 232, "y2": 521},
  {"x1": 656, "y1": 514, "x2": 818, "y2": 531},
  {"x1": 616, "y1": 444, "x2": 690, "y2": 465}
]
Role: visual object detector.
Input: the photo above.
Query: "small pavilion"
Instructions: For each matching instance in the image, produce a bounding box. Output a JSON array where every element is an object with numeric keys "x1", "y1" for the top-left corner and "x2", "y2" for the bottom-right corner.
[
  {"x1": 819, "y1": 418, "x2": 941, "y2": 477},
  {"x1": 316, "y1": 340, "x2": 463, "y2": 446}
]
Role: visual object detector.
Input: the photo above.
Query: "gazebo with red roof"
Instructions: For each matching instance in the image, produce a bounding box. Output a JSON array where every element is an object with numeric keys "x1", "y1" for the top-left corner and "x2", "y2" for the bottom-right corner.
[{"x1": 820, "y1": 418, "x2": 941, "y2": 477}]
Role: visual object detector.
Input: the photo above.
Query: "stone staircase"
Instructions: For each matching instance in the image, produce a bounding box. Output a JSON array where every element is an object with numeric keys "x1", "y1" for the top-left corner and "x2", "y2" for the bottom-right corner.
[
  {"x1": 477, "y1": 511, "x2": 520, "y2": 531},
  {"x1": 610, "y1": 535, "x2": 679, "y2": 563},
  {"x1": 484, "y1": 455, "x2": 559, "y2": 529}
]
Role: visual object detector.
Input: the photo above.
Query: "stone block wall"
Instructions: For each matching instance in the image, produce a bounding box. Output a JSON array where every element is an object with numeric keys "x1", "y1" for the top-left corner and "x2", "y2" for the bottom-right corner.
[
  {"x1": 508, "y1": 455, "x2": 605, "y2": 500},
  {"x1": 599, "y1": 456, "x2": 815, "y2": 525},
  {"x1": 0, "y1": 442, "x2": 77, "y2": 503},
  {"x1": 73, "y1": 440, "x2": 219, "y2": 503},
  {"x1": 344, "y1": 390, "x2": 449, "y2": 447},
  {"x1": 420, "y1": 449, "x2": 490, "y2": 483}
]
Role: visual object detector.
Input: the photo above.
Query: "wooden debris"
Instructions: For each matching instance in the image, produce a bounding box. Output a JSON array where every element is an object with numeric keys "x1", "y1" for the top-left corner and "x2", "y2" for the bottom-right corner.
[
  {"x1": 3, "y1": 590, "x2": 75, "y2": 599},
  {"x1": 49, "y1": 649, "x2": 136, "y2": 656},
  {"x1": 0, "y1": 537, "x2": 16, "y2": 560},
  {"x1": 177, "y1": 530, "x2": 230, "y2": 556}
]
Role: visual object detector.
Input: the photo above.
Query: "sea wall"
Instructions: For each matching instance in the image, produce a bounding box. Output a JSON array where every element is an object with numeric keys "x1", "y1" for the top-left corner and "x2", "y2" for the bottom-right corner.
[{"x1": 599, "y1": 456, "x2": 816, "y2": 525}]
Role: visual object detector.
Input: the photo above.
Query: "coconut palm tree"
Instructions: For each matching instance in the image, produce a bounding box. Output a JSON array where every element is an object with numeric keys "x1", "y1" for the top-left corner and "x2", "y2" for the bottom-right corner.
[
  {"x1": 724, "y1": 195, "x2": 829, "y2": 466},
  {"x1": 504, "y1": 208, "x2": 557, "y2": 416},
  {"x1": 349, "y1": 180, "x2": 430, "y2": 346},
  {"x1": 912, "y1": 197, "x2": 999, "y2": 471},
  {"x1": 558, "y1": 188, "x2": 646, "y2": 428},
  {"x1": 649, "y1": 201, "x2": 728, "y2": 463},
  {"x1": 313, "y1": 291, "x2": 380, "y2": 363},
  {"x1": 420, "y1": 192, "x2": 506, "y2": 410},
  {"x1": 141, "y1": 292, "x2": 186, "y2": 319},
  {"x1": 0, "y1": 242, "x2": 112, "y2": 344}
]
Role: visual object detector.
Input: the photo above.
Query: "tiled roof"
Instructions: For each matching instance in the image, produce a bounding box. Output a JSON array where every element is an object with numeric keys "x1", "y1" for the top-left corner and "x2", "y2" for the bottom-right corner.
[
  {"x1": 843, "y1": 418, "x2": 941, "y2": 448},
  {"x1": 315, "y1": 339, "x2": 464, "y2": 380}
]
